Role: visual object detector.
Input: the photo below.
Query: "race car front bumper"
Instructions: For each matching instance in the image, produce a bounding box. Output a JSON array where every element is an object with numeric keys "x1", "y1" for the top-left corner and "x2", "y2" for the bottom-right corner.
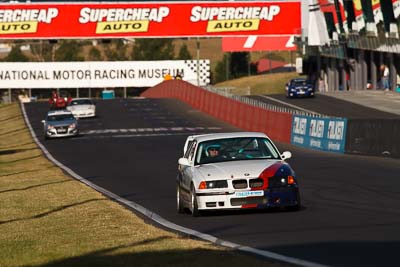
[
  {"x1": 72, "y1": 111, "x2": 95, "y2": 118},
  {"x1": 196, "y1": 187, "x2": 299, "y2": 210},
  {"x1": 45, "y1": 128, "x2": 78, "y2": 138}
]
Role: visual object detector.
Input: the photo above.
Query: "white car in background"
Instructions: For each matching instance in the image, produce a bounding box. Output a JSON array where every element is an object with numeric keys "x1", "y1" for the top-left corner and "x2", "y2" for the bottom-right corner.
[
  {"x1": 176, "y1": 132, "x2": 301, "y2": 216},
  {"x1": 66, "y1": 98, "x2": 96, "y2": 118}
]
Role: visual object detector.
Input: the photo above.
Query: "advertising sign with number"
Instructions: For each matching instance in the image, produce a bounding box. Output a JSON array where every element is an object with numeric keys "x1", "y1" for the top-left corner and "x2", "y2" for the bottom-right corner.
[{"x1": 291, "y1": 115, "x2": 347, "y2": 153}]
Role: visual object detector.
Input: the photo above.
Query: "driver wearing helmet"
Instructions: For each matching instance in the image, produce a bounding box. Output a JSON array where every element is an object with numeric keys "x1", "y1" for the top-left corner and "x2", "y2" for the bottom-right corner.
[
  {"x1": 202, "y1": 144, "x2": 223, "y2": 163},
  {"x1": 207, "y1": 144, "x2": 220, "y2": 157}
]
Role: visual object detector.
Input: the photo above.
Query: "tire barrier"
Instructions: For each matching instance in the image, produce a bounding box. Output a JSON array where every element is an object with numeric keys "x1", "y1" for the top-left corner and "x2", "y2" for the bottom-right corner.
[{"x1": 141, "y1": 80, "x2": 292, "y2": 143}]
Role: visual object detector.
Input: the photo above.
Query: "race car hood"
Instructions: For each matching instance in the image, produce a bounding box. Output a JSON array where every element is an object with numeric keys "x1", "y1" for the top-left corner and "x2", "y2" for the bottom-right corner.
[
  {"x1": 291, "y1": 85, "x2": 308, "y2": 89},
  {"x1": 196, "y1": 159, "x2": 282, "y2": 180},
  {"x1": 46, "y1": 119, "x2": 76, "y2": 127},
  {"x1": 67, "y1": 105, "x2": 94, "y2": 111}
]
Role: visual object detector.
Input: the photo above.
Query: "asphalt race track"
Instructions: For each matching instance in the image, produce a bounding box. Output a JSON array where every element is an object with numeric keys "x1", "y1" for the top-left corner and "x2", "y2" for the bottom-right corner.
[
  {"x1": 247, "y1": 94, "x2": 400, "y2": 119},
  {"x1": 24, "y1": 98, "x2": 400, "y2": 267}
]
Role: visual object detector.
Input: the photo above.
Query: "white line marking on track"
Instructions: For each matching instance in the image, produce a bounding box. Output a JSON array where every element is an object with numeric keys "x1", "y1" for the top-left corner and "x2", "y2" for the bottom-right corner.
[
  {"x1": 111, "y1": 133, "x2": 205, "y2": 138},
  {"x1": 21, "y1": 103, "x2": 330, "y2": 267},
  {"x1": 80, "y1": 127, "x2": 222, "y2": 135},
  {"x1": 77, "y1": 132, "x2": 216, "y2": 139},
  {"x1": 257, "y1": 95, "x2": 321, "y2": 115}
]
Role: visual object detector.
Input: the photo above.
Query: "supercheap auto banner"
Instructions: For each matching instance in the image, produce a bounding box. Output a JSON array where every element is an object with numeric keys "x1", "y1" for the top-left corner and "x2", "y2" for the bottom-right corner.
[{"x1": 0, "y1": 1, "x2": 301, "y2": 39}]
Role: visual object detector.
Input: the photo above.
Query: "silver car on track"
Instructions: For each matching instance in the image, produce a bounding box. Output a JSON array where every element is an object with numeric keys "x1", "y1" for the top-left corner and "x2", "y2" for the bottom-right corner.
[{"x1": 42, "y1": 110, "x2": 79, "y2": 139}]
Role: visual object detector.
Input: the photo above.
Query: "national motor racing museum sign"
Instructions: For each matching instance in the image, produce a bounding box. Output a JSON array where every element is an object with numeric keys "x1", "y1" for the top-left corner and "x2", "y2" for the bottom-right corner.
[
  {"x1": 0, "y1": 1, "x2": 301, "y2": 38},
  {"x1": 0, "y1": 60, "x2": 211, "y2": 87}
]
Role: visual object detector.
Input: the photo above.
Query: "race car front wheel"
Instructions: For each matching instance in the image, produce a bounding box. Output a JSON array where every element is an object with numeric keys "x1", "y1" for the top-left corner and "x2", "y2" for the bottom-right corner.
[
  {"x1": 190, "y1": 185, "x2": 200, "y2": 217},
  {"x1": 287, "y1": 191, "x2": 301, "y2": 211},
  {"x1": 176, "y1": 185, "x2": 185, "y2": 214}
]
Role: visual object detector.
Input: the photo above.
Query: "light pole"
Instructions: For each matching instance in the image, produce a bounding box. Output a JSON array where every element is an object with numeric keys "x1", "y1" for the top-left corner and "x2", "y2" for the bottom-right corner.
[{"x1": 196, "y1": 37, "x2": 200, "y2": 86}]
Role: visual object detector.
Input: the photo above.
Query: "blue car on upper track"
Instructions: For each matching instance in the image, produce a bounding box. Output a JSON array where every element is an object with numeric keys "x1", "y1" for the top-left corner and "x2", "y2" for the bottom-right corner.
[{"x1": 285, "y1": 78, "x2": 315, "y2": 98}]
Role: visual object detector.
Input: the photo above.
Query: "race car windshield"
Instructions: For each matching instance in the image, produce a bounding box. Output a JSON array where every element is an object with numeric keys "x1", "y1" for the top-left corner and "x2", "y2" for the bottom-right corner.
[
  {"x1": 293, "y1": 80, "x2": 307, "y2": 86},
  {"x1": 47, "y1": 114, "x2": 75, "y2": 121},
  {"x1": 195, "y1": 137, "x2": 280, "y2": 165},
  {"x1": 69, "y1": 99, "x2": 93, "y2": 105}
]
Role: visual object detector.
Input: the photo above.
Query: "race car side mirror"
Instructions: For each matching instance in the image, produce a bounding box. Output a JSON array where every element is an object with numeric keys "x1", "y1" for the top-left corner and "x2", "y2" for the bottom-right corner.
[
  {"x1": 178, "y1": 158, "x2": 190, "y2": 166},
  {"x1": 281, "y1": 151, "x2": 292, "y2": 160}
]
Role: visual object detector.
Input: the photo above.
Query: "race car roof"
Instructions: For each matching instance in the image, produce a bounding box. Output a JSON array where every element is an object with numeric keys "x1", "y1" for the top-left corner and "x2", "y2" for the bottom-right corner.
[
  {"x1": 47, "y1": 109, "x2": 73, "y2": 116},
  {"x1": 291, "y1": 78, "x2": 307, "y2": 82},
  {"x1": 70, "y1": 98, "x2": 93, "y2": 101},
  {"x1": 188, "y1": 132, "x2": 269, "y2": 143}
]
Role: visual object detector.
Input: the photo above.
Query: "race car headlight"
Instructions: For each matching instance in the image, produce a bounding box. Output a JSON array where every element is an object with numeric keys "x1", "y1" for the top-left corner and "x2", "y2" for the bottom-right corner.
[
  {"x1": 207, "y1": 181, "x2": 217, "y2": 188},
  {"x1": 68, "y1": 123, "x2": 76, "y2": 129},
  {"x1": 278, "y1": 176, "x2": 296, "y2": 185},
  {"x1": 199, "y1": 180, "x2": 228, "y2": 189},
  {"x1": 259, "y1": 166, "x2": 297, "y2": 187},
  {"x1": 267, "y1": 175, "x2": 297, "y2": 188},
  {"x1": 47, "y1": 125, "x2": 54, "y2": 130}
]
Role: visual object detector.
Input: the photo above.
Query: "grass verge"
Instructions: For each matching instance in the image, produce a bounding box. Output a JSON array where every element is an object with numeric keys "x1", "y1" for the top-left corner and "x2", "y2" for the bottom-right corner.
[{"x1": 0, "y1": 103, "x2": 290, "y2": 267}]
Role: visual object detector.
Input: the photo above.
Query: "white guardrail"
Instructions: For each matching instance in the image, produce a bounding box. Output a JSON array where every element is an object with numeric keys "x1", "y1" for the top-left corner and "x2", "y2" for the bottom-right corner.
[{"x1": 203, "y1": 86, "x2": 329, "y2": 118}]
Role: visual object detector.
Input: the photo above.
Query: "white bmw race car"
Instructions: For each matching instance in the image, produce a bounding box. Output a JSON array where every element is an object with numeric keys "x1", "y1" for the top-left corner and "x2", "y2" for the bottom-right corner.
[{"x1": 177, "y1": 132, "x2": 301, "y2": 216}]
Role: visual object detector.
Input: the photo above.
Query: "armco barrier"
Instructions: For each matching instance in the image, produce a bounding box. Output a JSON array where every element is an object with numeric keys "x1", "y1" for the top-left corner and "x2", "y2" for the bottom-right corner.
[
  {"x1": 141, "y1": 80, "x2": 292, "y2": 143},
  {"x1": 345, "y1": 119, "x2": 400, "y2": 158}
]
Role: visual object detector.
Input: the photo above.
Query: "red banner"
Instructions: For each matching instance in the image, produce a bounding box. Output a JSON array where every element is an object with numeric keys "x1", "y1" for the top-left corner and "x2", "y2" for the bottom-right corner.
[
  {"x1": 0, "y1": 1, "x2": 301, "y2": 39},
  {"x1": 222, "y1": 35, "x2": 296, "y2": 51}
]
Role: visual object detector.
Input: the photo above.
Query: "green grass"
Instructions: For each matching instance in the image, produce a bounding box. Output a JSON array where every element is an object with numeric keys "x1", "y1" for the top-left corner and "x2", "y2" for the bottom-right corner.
[
  {"x1": 213, "y1": 72, "x2": 305, "y2": 95},
  {"x1": 0, "y1": 103, "x2": 290, "y2": 267}
]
